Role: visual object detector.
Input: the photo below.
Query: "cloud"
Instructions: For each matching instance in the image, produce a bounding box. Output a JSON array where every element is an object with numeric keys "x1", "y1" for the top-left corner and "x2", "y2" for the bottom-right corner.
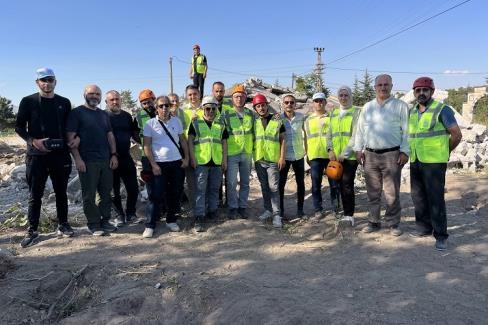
[{"x1": 443, "y1": 70, "x2": 470, "y2": 74}]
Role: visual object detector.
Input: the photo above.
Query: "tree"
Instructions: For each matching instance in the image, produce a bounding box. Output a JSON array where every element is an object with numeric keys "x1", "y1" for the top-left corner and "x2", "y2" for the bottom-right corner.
[
  {"x1": 120, "y1": 90, "x2": 137, "y2": 114},
  {"x1": 359, "y1": 70, "x2": 375, "y2": 104},
  {"x1": 445, "y1": 87, "x2": 474, "y2": 113},
  {"x1": 352, "y1": 76, "x2": 363, "y2": 106},
  {"x1": 0, "y1": 96, "x2": 15, "y2": 120},
  {"x1": 473, "y1": 95, "x2": 488, "y2": 126},
  {"x1": 295, "y1": 73, "x2": 329, "y2": 98}
]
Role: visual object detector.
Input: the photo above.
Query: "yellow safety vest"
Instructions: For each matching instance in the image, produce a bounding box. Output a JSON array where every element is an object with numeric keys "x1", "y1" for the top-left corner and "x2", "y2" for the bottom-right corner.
[
  {"x1": 408, "y1": 100, "x2": 450, "y2": 163},
  {"x1": 192, "y1": 54, "x2": 206, "y2": 74},
  {"x1": 223, "y1": 108, "x2": 254, "y2": 156},
  {"x1": 192, "y1": 118, "x2": 224, "y2": 165},
  {"x1": 330, "y1": 106, "x2": 358, "y2": 160},
  {"x1": 304, "y1": 114, "x2": 329, "y2": 160},
  {"x1": 254, "y1": 117, "x2": 282, "y2": 163}
]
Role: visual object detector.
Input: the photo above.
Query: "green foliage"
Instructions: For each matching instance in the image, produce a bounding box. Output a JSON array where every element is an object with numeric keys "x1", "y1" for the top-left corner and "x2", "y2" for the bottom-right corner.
[
  {"x1": 473, "y1": 95, "x2": 488, "y2": 126},
  {"x1": 352, "y1": 70, "x2": 375, "y2": 106},
  {"x1": 0, "y1": 96, "x2": 16, "y2": 128},
  {"x1": 120, "y1": 90, "x2": 137, "y2": 114},
  {"x1": 295, "y1": 73, "x2": 329, "y2": 98},
  {"x1": 445, "y1": 87, "x2": 474, "y2": 113}
]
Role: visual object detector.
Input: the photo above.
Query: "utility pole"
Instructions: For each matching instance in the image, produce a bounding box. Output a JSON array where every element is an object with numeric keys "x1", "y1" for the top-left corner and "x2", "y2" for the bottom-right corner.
[
  {"x1": 291, "y1": 73, "x2": 296, "y2": 90},
  {"x1": 313, "y1": 47, "x2": 324, "y2": 92},
  {"x1": 169, "y1": 57, "x2": 174, "y2": 94}
]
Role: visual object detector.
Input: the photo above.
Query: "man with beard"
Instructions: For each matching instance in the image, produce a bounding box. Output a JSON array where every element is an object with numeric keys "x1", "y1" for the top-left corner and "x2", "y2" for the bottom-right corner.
[
  {"x1": 105, "y1": 90, "x2": 140, "y2": 225},
  {"x1": 212, "y1": 81, "x2": 233, "y2": 116},
  {"x1": 252, "y1": 94, "x2": 286, "y2": 228},
  {"x1": 15, "y1": 68, "x2": 78, "y2": 247},
  {"x1": 67, "y1": 85, "x2": 118, "y2": 236},
  {"x1": 408, "y1": 77, "x2": 462, "y2": 250},
  {"x1": 354, "y1": 74, "x2": 409, "y2": 236}
]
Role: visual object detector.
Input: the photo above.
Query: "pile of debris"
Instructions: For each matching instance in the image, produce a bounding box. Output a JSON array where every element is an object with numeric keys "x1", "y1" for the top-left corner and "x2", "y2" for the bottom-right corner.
[{"x1": 449, "y1": 122, "x2": 488, "y2": 170}]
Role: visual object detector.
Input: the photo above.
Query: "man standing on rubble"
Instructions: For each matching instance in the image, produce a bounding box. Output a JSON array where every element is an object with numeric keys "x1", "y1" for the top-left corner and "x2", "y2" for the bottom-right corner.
[
  {"x1": 408, "y1": 77, "x2": 462, "y2": 250},
  {"x1": 15, "y1": 68, "x2": 77, "y2": 247},
  {"x1": 354, "y1": 74, "x2": 409, "y2": 236},
  {"x1": 189, "y1": 44, "x2": 207, "y2": 97},
  {"x1": 105, "y1": 90, "x2": 140, "y2": 226}
]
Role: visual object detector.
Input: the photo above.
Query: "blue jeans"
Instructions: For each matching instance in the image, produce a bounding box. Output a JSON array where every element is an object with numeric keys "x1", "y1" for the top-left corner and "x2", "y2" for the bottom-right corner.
[
  {"x1": 145, "y1": 160, "x2": 184, "y2": 229},
  {"x1": 255, "y1": 160, "x2": 280, "y2": 215},
  {"x1": 194, "y1": 165, "x2": 222, "y2": 217},
  {"x1": 226, "y1": 153, "x2": 252, "y2": 210},
  {"x1": 309, "y1": 158, "x2": 338, "y2": 212}
]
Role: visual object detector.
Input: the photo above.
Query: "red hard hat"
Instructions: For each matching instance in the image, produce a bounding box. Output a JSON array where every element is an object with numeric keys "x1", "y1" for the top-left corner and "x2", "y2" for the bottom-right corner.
[
  {"x1": 252, "y1": 93, "x2": 267, "y2": 106},
  {"x1": 325, "y1": 160, "x2": 343, "y2": 181},
  {"x1": 412, "y1": 77, "x2": 435, "y2": 90},
  {"x1": 193, "y1": 44, "x2": 200, "y2": 49}
]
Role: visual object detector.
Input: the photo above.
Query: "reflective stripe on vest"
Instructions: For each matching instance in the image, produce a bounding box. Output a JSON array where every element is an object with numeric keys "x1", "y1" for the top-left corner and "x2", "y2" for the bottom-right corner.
[
  {"x1": 408, "y1": 100, "x2": 450, "y2": 163},
  {"x1": 304, "y1": 114, "x2": 329, "y2": 160},
  {"x1": 330, "y1": 107, "x2": 357, "y2": 160},
  {"x1": 253, "y1": 118, "x2": 281, "y2": 163},
  {"x1": 224, "y1": 109, "x2": 254, "y2": 156},
  {"x1": 192, "y1": 54, "x2": 206, "y2": 74},
  {"x1": 193, "y1": 119, "x2": 224, "y2": 165}
]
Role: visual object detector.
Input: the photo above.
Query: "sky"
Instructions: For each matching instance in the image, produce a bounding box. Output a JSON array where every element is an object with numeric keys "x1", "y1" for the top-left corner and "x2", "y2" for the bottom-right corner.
[{"x1": 0, "y1": 0, "x2": 486, "y2": 109}]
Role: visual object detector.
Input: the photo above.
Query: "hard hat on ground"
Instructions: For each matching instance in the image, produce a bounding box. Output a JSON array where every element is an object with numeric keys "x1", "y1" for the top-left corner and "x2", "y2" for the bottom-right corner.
[{"x1": 325, "y1": 160, "x2": 343, "y2": 180}]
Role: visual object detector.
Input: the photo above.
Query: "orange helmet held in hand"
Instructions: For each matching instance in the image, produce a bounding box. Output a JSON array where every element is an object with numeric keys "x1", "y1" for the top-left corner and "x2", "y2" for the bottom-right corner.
[{"x1": 325, "y1": 160, "x2": 343, "y2": 180}]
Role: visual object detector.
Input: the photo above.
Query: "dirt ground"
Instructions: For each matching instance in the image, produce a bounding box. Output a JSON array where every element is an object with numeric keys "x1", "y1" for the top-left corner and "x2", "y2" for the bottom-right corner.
[{"x1": 0, "y1": 158, "x2": 487, "y2": 324}]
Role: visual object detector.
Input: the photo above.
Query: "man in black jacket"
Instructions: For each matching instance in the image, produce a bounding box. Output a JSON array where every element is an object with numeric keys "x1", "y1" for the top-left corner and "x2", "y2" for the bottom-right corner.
[{"x1": 15, "y1": 68, "x2": 77, "y2": 247}]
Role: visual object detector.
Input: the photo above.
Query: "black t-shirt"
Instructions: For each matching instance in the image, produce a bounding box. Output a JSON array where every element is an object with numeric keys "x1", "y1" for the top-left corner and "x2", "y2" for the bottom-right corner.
[
  {"x1": 188, "y1": 119, "x2": 228, "y2": 166},
  {"x1": 106, "y1": 110, "x2": 139, "y2": 157},
  {"x1": 66, "y1": 106, "x2": 112, "y2": 162},
  {"x1": 15, "y1": 93, "x2": 72, "y2": 156},
  {"x1": 260, "y1": 114, "x2": 286, "y2": 133}
]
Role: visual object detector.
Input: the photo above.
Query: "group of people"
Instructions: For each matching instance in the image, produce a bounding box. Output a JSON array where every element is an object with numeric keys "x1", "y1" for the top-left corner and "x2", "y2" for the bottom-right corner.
[{"x1": 15, "y1": 61, "x2": 461, "y2": 251}]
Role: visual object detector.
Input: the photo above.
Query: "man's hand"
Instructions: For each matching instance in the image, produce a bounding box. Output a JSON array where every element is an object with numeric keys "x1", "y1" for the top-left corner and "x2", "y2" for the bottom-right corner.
[
  {"x1": 32, "y1": 138, "x2": 51, "y2": 152},
  {"x1": 181, "y1": 158, "x2": 189, "y2": 169},
  {"x1": 110, "y1": 156, "x2": 118, "y2": 170},
  {"x1": 397, "y1": 152, "x2": 409, "y2": 165},
  {"x1": 338, "y1": 154, "x2": 345, "y2": 162},
  {"x1": 272, "y1": 113, "x2": 281, "y2": 120},
  {"x1": 189, "y1": 73, "x2": 193, "y2": 79},
  {"x1": 278, "y1": 157, "x2": 286, "y2": 170},
  {"x1": 355, "y1": 151, "x2": 365, "y2": 166},
  {"x1": 152, "y1": 163, "x2": 161, "y2": 176},
  {"x1": 190, "y1": 157, "x2": 197, "y2": 169},
  {"x1": 221, "y1": 159, "x2": 227, "y2": 172},
  {"x1": 328, "y1": 151, "x2": 337, "y2": 161},
  {"x1": 75, "y1": 158, "x2": 86, "y2": 173},
  {"x1": 67, "y1": 136, "x2": 80, "y2": 149}
]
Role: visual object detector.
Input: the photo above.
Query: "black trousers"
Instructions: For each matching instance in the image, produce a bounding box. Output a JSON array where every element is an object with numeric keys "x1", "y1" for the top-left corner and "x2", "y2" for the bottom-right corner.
[
  {"x1": 410, "y1": 161, "x2": 448, "y2": 239},
  {"x1": 193, "y1": 73, "x2": 205, "y2": 97},
  {"x1": 338, "y1": 159, "x2": 359, "y2": 216},
  {"x1": 279, "y1": 158, "x2": 305, "y2": 215},
  {"x1": 112, "y1": 155, "x2": 139, "y2": 216},
  {"x1": 25, "y1": 153, "x2": 72, "y2": 231}
]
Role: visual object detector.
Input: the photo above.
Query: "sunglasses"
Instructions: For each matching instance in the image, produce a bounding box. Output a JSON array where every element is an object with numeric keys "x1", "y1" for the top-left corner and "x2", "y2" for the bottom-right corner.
[
  {"x1": 157, "y1": 104, "x2": 170, "y2": 108},
  {"x1": 204, "y1": 106, "x2": 217, "y2": 111},
  {"x1": 313, "y1": 99, "x2": 325, "y2": 103},
  {"x1": 284, "y1": 101, "x2": 295, "y2": 105},
  {"x1": 39, "y1": 77, "x2": 55, "y2": 83}
]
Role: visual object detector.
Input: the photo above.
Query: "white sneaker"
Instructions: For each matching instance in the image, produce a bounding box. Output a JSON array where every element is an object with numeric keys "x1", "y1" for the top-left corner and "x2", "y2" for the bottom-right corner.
[
  {"x1": 166, "y1": 222, "x2": 181, "y2": 232},
  {"x1": 258, "y1": 210, "x2": 272, "y2": 221},
  {"x1": 142, "y1": 227, "x2": 154, "y2": 238},
  {"x1": 272, "y1": 215, "x2": 282, "y2": 228}
]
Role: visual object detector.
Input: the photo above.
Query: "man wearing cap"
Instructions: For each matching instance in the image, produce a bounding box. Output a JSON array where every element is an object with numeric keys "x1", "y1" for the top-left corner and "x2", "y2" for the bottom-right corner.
[
  {"x1": 222, "y1": 84, "x2": 255, "y2": 219},
  {"x1": 188, "y1": 96, "x2": 228, "y2": 232},
  {"x1": 279, "y1": 94, "x2": 306, "y2": 220},
  {"x1": 105, "y1": 90, "x2": 140, "y2": 226},
  {"x1": 304, "y1": 92, "x2": 337, "y2": 219},
  {"x1": 189, "y1": 44, "x2": 207, "y2": 97},
  {"x1": 326, "y1": 86, "x2": 360, "y2": 228},
  {"x1": 67, "y1": 85, "x2": 119, "y2": 236},
  {"x1": 15, "y1": 68, "x2": 77, "y2": 247},
  {"x1": 252, "y1": 94, "x2": 286, "y2": 228},
  {"x1": 409, "y1": 77, "x2": 462, "y2": 250},
  {"x1": 354, "y1": 74, "x2": 409, "y2": 236}
]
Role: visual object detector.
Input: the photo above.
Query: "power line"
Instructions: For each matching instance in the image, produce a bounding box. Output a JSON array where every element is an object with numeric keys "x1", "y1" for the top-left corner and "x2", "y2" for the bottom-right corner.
[{"x1": 325, "y1": 0, "x2": 472, "y2": 65}]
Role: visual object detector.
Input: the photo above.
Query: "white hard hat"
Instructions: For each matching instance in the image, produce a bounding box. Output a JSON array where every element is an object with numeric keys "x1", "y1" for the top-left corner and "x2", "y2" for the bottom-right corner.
[{"x1": 201, "y1": 96, "x2": 218, "y2": 106}]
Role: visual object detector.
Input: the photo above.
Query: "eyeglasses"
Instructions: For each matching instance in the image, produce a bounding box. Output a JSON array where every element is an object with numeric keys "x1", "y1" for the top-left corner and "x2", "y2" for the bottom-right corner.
[
  {"x1": 284, "y1": 101, "x2": 295, "y2": 105},
  {"x1": 157, "y1": 104, "x2": 170, "y2": 108},
  {"x1": 338, "y1": 94, "x2": 349, "y2": 98},
  {"x1": 414, "y1": 87, "x2": 431, "y2": 94},
  {"x1": 204, "y1": 106, "x2": 217, "y2": 111},
  {"x1": 39, "y1": 77, "x2": 55, "y2": 83},
  {"x1": 313, "y1": 99, "x2": 325, "y2": 103}
]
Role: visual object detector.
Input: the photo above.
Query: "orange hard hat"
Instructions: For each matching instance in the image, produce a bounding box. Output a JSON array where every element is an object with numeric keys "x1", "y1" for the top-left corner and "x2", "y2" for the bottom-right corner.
[
  {"x1": 232, "y1": 84, "x2": 246, "y2": 95},
  {"x1": 325, "y1": 160, "x2": 343, "y2": 180},
  {"x1": 252, "y1": 93, "x2": 267, "y2": 106},
  {"x1": 138, "y1": 89, "x2": 155, "y2": 102}
]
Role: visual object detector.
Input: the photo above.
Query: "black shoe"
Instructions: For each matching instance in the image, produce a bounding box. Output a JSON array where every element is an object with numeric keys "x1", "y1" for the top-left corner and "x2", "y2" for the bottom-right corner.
[
  {"x1": 409, "y1": 229, "x2": 432, "y2": 238},
  {"x1": 228, "y1": 209, "x2": 238, "y2": 220},
  {"x1": 435, "y1": 238, "x2": 448, "y2": 251},
  {"x1": 194, "y1": 216, "x2": 205, "y2": 232},
  {"x1": 101, "y1": 221, "x2": 117, "y2": 232},
  {"x1": 297, "y1": 209, "x2": 305, "y2": 218},
  {"x1": 237, "y1": 208, "x2": 248, "y2": 219},
  {"x1": 207, "y1": 210, "x2": 218, "y2": 220},
  {"x1": 362, "y1": 222, "x2": 381, "y2": 233},
  {"x1": 88, "y1": 227, "x2": 105, "y2": 236},
  {"x1": 20, "y1": 230, "x2": 39, "y2": 248},
  {"x1": 57, "y1": 223, "x2": 74, "y2": 238},
  {"x1": 390, "y1": 226, "x2": 403, "y2": 237},
  {"x1": 112, "y1": 216, "x2": 125, "y2": 227},
  {"x1": 125, "y1": 214, "x2": 135, "y2": 223}
]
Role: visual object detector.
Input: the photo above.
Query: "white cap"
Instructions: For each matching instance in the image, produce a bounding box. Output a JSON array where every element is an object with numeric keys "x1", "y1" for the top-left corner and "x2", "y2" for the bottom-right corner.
[
  {"x1": 36, "y1": 67, "x2": 55, "y2": 79},
  {"x1": 312, "y1": 92, "x2": 326, "y2": 100},
  {"x1": 201, "y1": 96, "x2": 218, "y2": 106}
]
